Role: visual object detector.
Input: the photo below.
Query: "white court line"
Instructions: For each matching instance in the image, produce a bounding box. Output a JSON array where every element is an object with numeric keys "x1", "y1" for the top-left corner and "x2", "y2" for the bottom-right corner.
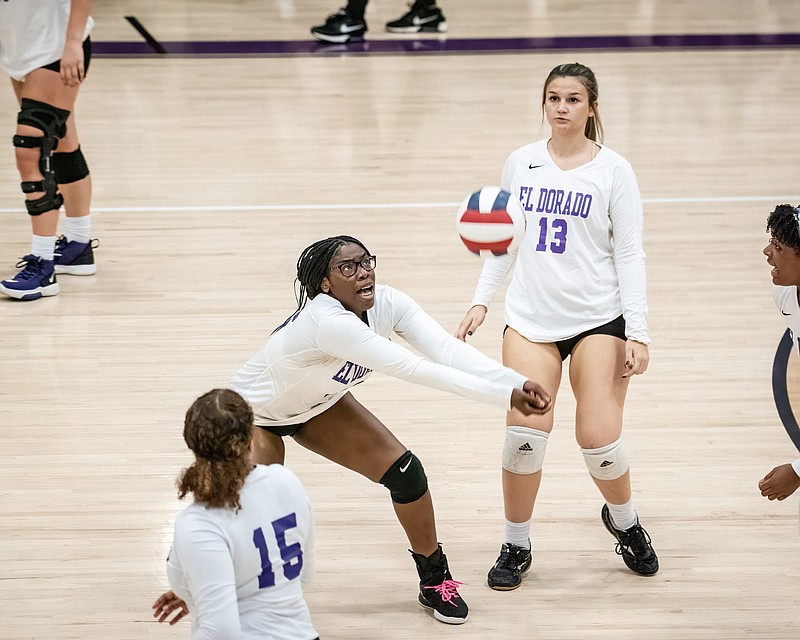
[{"x1": 0, "y1": 194, "x2": 798, "y2": 214}]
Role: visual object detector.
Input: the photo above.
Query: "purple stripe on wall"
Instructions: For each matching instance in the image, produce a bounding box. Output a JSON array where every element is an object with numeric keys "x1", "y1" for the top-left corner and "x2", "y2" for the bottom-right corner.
[{"x1": 92, "y1": 32, "x2": 800, "y2": 58}]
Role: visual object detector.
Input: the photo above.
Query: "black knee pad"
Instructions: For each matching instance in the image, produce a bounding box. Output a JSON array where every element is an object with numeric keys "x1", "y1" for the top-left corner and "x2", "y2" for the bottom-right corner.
[
  {"x1": 13, "y1": 98, "x2": 70, "y2": 216},
  {"x1": 53, "y1": 146, "x2": 90, "y2": 184},
  {"x1": 379, "y1": 450, "x2": 428, "y2": 504}
]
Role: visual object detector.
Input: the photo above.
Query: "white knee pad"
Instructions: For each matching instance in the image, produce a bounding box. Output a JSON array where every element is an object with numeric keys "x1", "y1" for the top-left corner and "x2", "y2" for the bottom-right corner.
[
  {"x1": 581, "y1": 437, "x2": 630, "y2": 480},
  {"x1": 502, "y1": 427, "x2": 548, "y2": 475}
]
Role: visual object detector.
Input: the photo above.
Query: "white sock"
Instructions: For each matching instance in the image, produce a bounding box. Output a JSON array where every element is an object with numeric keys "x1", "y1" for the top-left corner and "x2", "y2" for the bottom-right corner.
[
  {"x1": 504, "y1": 519, "x2": 531, "y2": 549},
  {"x1": 65, "y1": 214, "x2": 92, "y2": 244},
  {"x1": 31, "y1": 235, "x2": 56, "y2": 261},
  {"x1": 606, "y1": 498, "x2": 637, "y2": 531}
]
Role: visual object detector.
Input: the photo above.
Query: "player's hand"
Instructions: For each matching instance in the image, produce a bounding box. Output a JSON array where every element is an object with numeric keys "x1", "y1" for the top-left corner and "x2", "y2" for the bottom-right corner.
[
  {"x1": 622, "y1": 339, "x2": 649, "y2": 378},
  {"x1": 455, "y1": 305, "x2": 487, "y2": 341},
  {"x1": 152, "y1": 590, "x2": 189, "y2": 625},
  {"x1": 758, "y1": 463, "x2": 800, "y2": 501},
  {"x1": 60, "y1": 40, "x2": 85, "y2": 87},
  {"x1": 510, "y1": 380, "x2": 552, "y2": 415}
]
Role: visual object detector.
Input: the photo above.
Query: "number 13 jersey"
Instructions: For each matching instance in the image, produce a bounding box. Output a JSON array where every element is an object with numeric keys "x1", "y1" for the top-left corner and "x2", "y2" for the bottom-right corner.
[{"x1": 471, "y1": 139, "x2": 649, "y2": 344}]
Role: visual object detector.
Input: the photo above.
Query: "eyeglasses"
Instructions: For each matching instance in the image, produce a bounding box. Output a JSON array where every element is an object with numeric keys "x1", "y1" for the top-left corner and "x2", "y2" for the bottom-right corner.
[{"x1": 330, "y1": 255, "x2": 377, "y2": 278}]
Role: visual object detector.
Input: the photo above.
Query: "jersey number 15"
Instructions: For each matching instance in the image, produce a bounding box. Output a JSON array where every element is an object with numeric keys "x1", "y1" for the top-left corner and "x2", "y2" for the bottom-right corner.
[{"x1": 252, "y1": 513, "x2": 303, "y2": 588}]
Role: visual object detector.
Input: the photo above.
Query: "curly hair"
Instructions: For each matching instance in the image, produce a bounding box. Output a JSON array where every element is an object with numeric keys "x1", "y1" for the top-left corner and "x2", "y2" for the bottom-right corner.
[
  {"x1": 766, "y1": 204, "x2": 800, "y2": 254},
  {"x1": 541, "y1": 62, "x2": 604, "y2": 143},
  {"x1": 177, "y1": 388, "x2": 254, "y2": 511}
]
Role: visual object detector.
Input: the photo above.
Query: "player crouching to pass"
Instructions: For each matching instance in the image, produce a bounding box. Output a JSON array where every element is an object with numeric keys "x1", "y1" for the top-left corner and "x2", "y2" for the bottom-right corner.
[{"x1": 229, "y1": 235, "x2": 552, "y2": 625}]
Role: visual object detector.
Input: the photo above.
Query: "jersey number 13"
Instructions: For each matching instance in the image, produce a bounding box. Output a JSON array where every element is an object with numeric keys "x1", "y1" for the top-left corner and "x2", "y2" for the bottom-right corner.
[{"x1": 535, "y1": 217, "x2": 568, "y2": 254}]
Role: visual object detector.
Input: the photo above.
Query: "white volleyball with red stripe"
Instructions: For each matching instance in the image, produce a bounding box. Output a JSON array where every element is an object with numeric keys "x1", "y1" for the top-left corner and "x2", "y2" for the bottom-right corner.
[{"x1": 456, "y1": 186, "x2": 526, "y2": 257}]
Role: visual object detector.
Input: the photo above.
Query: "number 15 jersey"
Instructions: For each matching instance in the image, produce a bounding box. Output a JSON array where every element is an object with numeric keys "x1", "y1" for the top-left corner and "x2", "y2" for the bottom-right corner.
[{"x1": 167, "y1": 464, "x2": 317, "y2": 639}]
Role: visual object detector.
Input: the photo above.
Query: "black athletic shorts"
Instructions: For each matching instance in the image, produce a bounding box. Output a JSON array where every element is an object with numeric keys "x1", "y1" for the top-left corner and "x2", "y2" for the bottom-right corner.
[
  {"x1": 505, "y1": 315, "x2": 627, "y2": 361},
  {"x1": 257, "y1": 423, "x2": 306, "y2": 438},
  {"x1": 42, "y1": 37, "x2": 92, "y2": 75}
]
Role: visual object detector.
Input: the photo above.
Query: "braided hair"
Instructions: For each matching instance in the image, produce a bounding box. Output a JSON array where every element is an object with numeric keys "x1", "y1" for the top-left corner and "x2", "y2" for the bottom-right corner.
[
  {"x1": 766, "y1": 204, "x2": 800, "y2": 254},
  {"x1": 542, "y1": 62, "x2": 604, "y2": 143},
  {"x1": 293, "y1": 235, "x2": 370, "y2": 310},
  {"x1": 271, "y1": 236, "x2": 371, "y2": 334},
  {"x1": 177, "y1": 388, "x2": 254, "y2": 511}
]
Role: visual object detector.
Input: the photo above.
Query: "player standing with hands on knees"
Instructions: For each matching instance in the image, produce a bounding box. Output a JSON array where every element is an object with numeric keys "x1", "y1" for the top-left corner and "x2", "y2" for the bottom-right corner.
[
  {"x1": 230, "y1": 235, "x2": 552, "y2": 625},
  {"x1": 457, "y1": 62, "x2": 659, "y2": 590},
  {"x1": 760, "y1": 204, "x2": 800, "y2": 502},
  {"x1": 0, "y1": 0, "x2": 97, "y2": 301},
  {"x1": 152, "y1": 389, "x2": 319, "y2": 639}
]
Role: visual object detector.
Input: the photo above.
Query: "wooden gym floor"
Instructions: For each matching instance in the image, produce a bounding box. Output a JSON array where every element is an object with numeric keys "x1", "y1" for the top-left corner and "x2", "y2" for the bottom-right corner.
[{"x1": 1, "y1": 1, "x2": 799, "y2": 638}]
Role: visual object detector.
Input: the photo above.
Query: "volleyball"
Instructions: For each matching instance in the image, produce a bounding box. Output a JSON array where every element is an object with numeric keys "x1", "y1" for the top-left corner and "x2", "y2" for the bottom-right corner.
[{"x1": 456, "y1": 186, "x2": 526, "y2": 257}]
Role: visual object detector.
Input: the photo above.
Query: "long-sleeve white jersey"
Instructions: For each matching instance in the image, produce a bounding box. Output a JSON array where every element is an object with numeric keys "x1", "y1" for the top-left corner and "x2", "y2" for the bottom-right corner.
[
  {"x1": 470, "y1": 139, "x2": 650, "y2": 344},
  {"x1": 772, "y1": 284, "x2": 800, "y2": 477},
  {"x1": 167, "y1": 464, "x2": 318, "y2": 640},
  {"x1": 231, "y1": 284, "x2": 528, "y2": 426},
  {"x1": 0, "y1": 0, "x2": 94, "y2": 81}
]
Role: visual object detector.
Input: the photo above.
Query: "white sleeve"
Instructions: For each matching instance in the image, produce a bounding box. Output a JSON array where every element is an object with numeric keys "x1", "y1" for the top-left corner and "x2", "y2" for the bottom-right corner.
[
  {"x1": 174, "y1": 517, "x2": 259, "y2": 640},
  {"x1": 469, "y1": 251, "x2": 516, "y2": 309},
  {"x1": 316, "y1": 308, "x2": 518, "y2": 409},
  {"x1": 390, "y1": 288, "x2": 527, "y2": 389},
  {"x1": 791, "y1": 459, "x2": 800, "y2": 478},
  {"x1": 300, "y1": 505, "x2": 315, "y2": 589},
  {"x1": 291, "y1": 474, "x2": 316, "y2": 589},
  {"x1": 468, "y1": 153, "x2": 520, "y2": 308},
  {"x1": 609, "y1": 161, "x2": 649, "y2": 344}
]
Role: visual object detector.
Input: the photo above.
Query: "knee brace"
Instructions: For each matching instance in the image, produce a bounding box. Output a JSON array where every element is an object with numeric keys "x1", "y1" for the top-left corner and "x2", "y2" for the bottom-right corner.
[
  {"x1": 502, "y1": 426, "x2": 548, "y2": 475},
  {"x1": 379, "y1": 450, "x2": 428, "y2": 504},
  {"x1": 581, "y1": 437, "x2": 630, "y2": 481},
  {"x1": 53, "y1": 146, "x2": 90, "y2": 184},
  {"x1": 13, "y1": 98, "x2": 70, "y2": 216}
]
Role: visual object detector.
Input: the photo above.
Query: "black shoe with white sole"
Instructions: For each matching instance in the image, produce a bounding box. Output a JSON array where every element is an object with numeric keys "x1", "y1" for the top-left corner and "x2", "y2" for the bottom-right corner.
[
  {"x1": 386, "y1": 3, "x2": 447, "y2": 33},
  {"x1": 487, "y1": 542, "x2": 532, "y2": 591},
  {"x1": 311, "y1": 8, "x2": 367, "y2": 43},
  {"x1": 601, "y1": 504, "x2": 659, "y2": 576}
]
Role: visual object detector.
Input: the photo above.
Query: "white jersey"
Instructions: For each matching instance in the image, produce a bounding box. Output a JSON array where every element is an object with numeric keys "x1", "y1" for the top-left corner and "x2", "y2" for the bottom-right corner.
[
  {"x1": 0, "y1": 0, "x2": 94, "y2": 81},
  {"x1": 470, "y1": 139, "x2": 649, "y2": 343},
  {"x1": 231, "y1": 284, "x2": 527, "y2": 426},
  {"x1": 772, "y1": 284, "x2": 800, "y2": 477},
  {"x1": 773, "y1": 284, "x2": 800, "y2": 354},
  {"x1": 167, "y1": 464, "x2": 318, "y2": 640}
]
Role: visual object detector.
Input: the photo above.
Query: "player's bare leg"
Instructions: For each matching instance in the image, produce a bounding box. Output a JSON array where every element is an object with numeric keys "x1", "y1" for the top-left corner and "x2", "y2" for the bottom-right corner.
[
  {"x1": 488, "y1": 329, "x2": 562, "y2": 590},
  {"x1": 296, "y1": 393, "x2": 468, "y2": 623},
  {"x1": 571, "y1": 335, "x2": 658, "y2": 575}
]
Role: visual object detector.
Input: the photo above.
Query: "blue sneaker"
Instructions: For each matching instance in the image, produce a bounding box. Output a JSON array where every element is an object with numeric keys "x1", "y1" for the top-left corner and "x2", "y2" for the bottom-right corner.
[
  {"x1": 54, "y1": 235, "x2": 98, "y2": 275},
  {"x1": 0, "y1": 255, "x2": 60, "y2": 300}
]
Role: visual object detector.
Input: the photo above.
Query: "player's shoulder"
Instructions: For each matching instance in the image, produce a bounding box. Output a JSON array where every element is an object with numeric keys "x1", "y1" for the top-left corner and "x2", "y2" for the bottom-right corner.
[
  {"x1": 307, "y1": 291, "x2": 351, "y2": 322},
  {"x1": 375, "y1": 283, "x2": 402, "y2": 301},
  {"x1": 251, "y1": 463, "x2": 307, "y2": 493},
  {"x1": 596, "y1": 144, "x2": 633, "y2": 170},
  {"x1": 773, "y1": 283, "x2": 799, "y2": 310},
  {"x1": 174, "y1": 500, "x2": 227, "y2": 535},
  {"x1": 505, "y1": 139, "x2": 548, "y2": 164},
  {"x1": 375, "y1": 284, "x2": 418, "y2": 310},
  {"x1": 253, "y1": 462, "x2": 299, "y2": 481}
]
